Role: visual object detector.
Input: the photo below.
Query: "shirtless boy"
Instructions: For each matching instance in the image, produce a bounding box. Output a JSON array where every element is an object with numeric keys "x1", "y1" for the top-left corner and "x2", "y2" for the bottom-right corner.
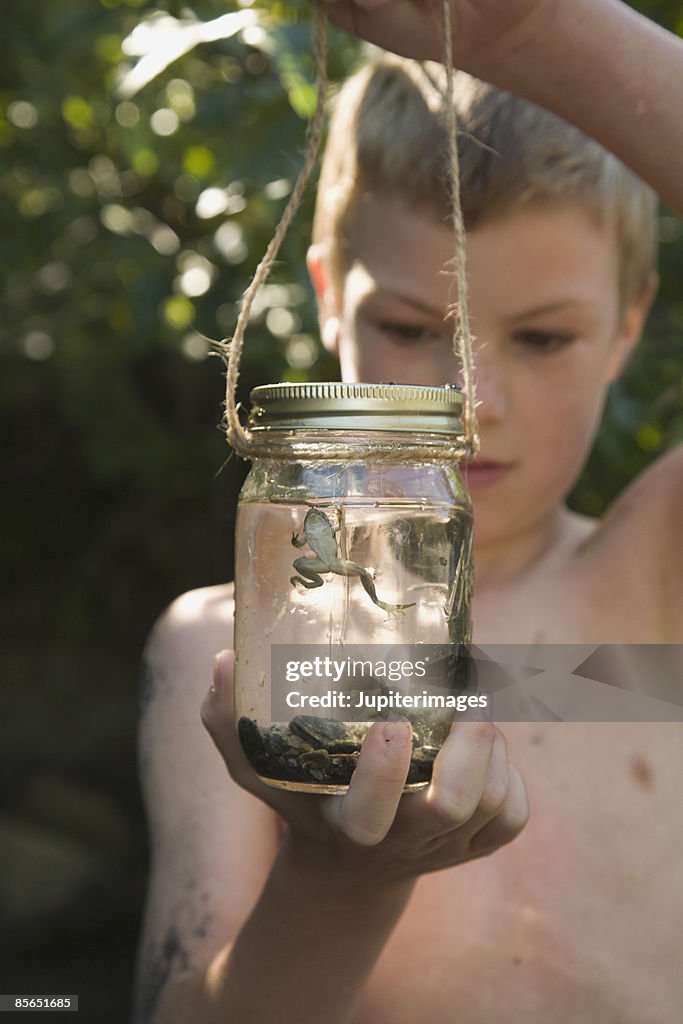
[{"x1": 134, "y1": 2, "x2": 683, "y2": 1021}]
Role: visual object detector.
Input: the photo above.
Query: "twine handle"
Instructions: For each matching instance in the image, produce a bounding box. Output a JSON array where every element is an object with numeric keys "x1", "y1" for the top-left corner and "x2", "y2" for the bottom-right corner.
[
  {"x1": 440, "y1": 0, "x2": 479, "y2": 457},
  {"x1": 224, "y1": 1, "x2": 479, "y2": 459},
  {"x1": 224, "y1": 7, "x2": 328, "y2": 456}
]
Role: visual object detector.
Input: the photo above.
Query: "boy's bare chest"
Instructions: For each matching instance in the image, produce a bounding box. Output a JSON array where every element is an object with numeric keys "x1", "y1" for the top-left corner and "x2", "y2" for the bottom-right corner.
[
  {"x1": 470, "y1": 495, "x2": 674, "y2": 646},
  {"x1": 473, "y1": 565, "x2": 659, "y2": 643},
  {"x1": 358, "y1": 722, "x2": 683, "y2": 1024},
  {"x1": 471, "y1": 543, "x2": 663, "y2": 646}
]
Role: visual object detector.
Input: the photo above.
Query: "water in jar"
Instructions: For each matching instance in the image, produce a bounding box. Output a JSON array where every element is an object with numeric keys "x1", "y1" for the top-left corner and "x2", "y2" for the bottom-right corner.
[{"x1": 234, "y1": 498, "x2": 473, "y2": 793}]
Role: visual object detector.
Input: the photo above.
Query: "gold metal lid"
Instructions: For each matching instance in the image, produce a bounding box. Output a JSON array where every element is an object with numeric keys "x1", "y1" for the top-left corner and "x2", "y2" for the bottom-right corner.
[{"x1": 248, "y1": 382, "x2": 464, "y2": 435}]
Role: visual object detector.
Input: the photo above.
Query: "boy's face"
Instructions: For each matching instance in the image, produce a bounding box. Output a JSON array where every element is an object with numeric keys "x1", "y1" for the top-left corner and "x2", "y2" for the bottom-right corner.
[{"x1": 309, "y1": 197, "x2": 651, "y2": 550}]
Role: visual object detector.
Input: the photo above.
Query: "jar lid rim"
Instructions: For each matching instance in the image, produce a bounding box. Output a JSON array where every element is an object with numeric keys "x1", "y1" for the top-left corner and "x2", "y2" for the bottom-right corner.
[{"x1": 249, "y1": 382, "x2": 464, "y2": 433}]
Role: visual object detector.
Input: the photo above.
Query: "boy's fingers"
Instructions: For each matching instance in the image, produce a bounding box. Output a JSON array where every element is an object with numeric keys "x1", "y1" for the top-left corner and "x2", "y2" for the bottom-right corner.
[
  {"x1": 470, "y1": 726, "x2": 510, "y2": 822},
  {"x1": 201, "y1": 651, "x2": 273, "y2": 797},
  {"x1": 437, "y1": 727, "x2": 512, "y2": 842},
  {"x1": 423, "y1": 719, "x2": 497, "y2": 833},
  {"x1": 201, "y1": 651, "x2": 246, "y2": 775},
  {"x1": 324, "y1": 721, "x2": 412, "y2": 846},
  {"x1": 202, "y1": 652, "x2": 335, "y2": 825},
  {"x1": 468, "y1": 764, "x2": 529, "y2": 855},
  {"x1": 200, "y1": 648, "x2": 234, "y2": 733}
]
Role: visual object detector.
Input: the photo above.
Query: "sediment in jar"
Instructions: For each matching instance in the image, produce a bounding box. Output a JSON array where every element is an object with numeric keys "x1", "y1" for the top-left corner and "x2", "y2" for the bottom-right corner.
[{"x1": 238, "y1": 713, "x2": 444, "y2": 789}]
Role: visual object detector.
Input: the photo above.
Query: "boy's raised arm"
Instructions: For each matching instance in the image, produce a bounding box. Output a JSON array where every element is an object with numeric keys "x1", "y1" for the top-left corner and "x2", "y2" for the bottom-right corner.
[{"x1": 321, "y1": 0, "x2": 683, "y2": 216}]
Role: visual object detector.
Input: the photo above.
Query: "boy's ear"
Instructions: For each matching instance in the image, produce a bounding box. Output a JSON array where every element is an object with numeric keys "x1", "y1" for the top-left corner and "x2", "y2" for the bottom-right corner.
[
  {"x1": 607, "y1": 272, "x2": 659, "y2": 381},
  {"x1": 307, "y1": 243, "x2": 341, "y2": 355}
]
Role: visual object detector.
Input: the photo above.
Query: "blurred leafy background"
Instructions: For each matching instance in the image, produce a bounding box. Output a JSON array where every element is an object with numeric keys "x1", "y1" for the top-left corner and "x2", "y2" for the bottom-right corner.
[{"x1": 1, "y1": 0, "x2": 681, "y2": 1019}]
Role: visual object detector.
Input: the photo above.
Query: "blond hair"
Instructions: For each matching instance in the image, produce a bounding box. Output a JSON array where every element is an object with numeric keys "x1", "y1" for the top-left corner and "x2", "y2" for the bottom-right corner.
[{"x1": 313, "y1": 55, "x2": 657, "y2": 307}]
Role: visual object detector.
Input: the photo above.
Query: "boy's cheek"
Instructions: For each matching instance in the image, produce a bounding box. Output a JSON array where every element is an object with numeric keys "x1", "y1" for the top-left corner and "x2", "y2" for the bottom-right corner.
[{"x1": 522, "y1": 408, "x2": 600, "y2": 495}]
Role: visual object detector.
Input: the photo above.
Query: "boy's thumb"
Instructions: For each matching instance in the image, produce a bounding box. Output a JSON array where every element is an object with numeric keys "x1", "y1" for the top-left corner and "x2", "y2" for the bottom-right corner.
[
  {"x1": 202, "y1": 649, "x2": 264, "y2": 791},
  {"x1": 201, "y1": 649, "x2": 234, "y2": 737}
]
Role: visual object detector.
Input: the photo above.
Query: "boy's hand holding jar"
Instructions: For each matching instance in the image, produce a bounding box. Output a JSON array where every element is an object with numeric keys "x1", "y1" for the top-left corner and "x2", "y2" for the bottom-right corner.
[{"x1": 203, "y1": 650, "x2": 528, "y2": 880}]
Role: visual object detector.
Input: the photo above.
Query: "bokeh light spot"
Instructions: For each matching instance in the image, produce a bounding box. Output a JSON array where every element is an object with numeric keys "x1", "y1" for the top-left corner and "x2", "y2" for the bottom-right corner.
[
  {"x1": 181, "y1": 332, "x2": 210, "y2": 361},
  {"x1": 132, "y1": 148, "x2": 159, "y2": 176},
  {"x1": 183, "y1": 146, "x2": 215, "y2": 178},
  {"x1": 178, "y1": 266, "x2": 212, "y2": 297},
  {"x1": 264, "y1": 178, "x2": 291, "y2": 200},
  {"x1": 62, "y1": 96, "x2": 93, "y2": 129},
  {"x1": 636, "y1": 425, "x2": 661, "y2": 452},
  {"x1": 266, "y1": 306, "x2": 299, "y2": 337},
  {"x1": 115, "y1": 101, "x2": 140, "y2": 128},
  {"x1": 68, "y1": 168, "x2": 96, "y2": 197},
  {"x1": 214, "y1": 222, "x2": 247, "y2": 264},
  {"x1": 286, "y1": 334, "x2": 317, "y2": 369},
  {"x1": 150, "y1": 225, "x2": 180, "y2": 255},
  {"x1": 150, "y1": 108, "x2": 179, "y2": 136},
  {"x1": 163, "y1": 295, "x2": 194, "y2": 330},
  {"x1": 8, "y1": 101, "x2": 38, "y2": 129},
  {"x1": 196, "y1": 188, "x2": 229, "y2": 219},
  {"x1": 37, "y1": 262, "x2": 72, "y2": 294},
  {"x1": 23, "y1": 331, "x2": 54, "y2": 361},
  {"x1": 166, "y1": 79, "x2": 195, "y2": 121}
]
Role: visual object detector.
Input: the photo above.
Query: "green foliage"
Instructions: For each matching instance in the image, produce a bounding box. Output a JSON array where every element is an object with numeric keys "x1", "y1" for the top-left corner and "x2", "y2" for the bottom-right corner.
[{"x1": 1, "y1": 0, "x2": 355, "y2": 650}]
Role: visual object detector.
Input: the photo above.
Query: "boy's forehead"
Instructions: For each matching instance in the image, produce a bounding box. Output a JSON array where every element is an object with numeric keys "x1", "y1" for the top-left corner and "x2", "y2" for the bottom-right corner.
[
  {"x1": 348, "y1": 193, "x2": 447, "y2": 255},
  {"x1": 345, "y1": 194, "x2": 621, "y2": 318},
  {"x1": 347, "y1": 195, "x2": 454, "y2": 303}
]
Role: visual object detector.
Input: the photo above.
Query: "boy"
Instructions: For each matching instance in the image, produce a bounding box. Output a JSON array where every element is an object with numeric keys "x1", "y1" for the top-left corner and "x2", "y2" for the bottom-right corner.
[{"x1": 134, "y1": 7, "x2": 683, "y2": 1024}]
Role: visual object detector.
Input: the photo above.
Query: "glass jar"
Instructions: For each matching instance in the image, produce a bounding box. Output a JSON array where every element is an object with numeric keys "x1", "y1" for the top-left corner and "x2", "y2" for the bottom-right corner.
[{"x1": 233, "y1": 383, "x2": 473, "y2": 794}]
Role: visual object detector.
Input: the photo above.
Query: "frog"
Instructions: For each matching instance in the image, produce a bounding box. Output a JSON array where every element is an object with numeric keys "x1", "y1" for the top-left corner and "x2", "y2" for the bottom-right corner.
[{"x1": 290, "y1": 507, "x2": 415, "y2": 614}]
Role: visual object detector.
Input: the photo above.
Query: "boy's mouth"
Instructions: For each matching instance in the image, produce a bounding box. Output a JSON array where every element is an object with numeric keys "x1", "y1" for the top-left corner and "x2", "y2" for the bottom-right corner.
[{"x1": 464, "y1": 460, "x2": 514, "y2": 489}]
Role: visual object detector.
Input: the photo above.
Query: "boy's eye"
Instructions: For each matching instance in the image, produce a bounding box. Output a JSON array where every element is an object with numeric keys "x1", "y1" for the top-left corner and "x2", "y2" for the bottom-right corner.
[
  {"x1": 513, "y1": 329, "x2": 576, "y2": 353},
  {"x1": 378, "y1": 321, "x2": 439, "y2": 345}
]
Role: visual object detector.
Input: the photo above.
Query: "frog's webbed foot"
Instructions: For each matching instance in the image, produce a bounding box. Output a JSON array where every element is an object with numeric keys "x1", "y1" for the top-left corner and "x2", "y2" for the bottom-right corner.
[
  {"x1": 290, "y1": 574, "x2": 323, "y2": 590},
  {"x1": 291, "y1": 530, "x2": 307, "y2": 549}
]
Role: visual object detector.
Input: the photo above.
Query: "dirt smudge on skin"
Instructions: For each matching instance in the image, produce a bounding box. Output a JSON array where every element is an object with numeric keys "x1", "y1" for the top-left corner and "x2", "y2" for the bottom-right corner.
[
  {"x1": 193, "y1": 912, "x2": 213, "y2": 940},
  {"x1": 135, "y1": 926, "x2": 192, "y2": 1023}
]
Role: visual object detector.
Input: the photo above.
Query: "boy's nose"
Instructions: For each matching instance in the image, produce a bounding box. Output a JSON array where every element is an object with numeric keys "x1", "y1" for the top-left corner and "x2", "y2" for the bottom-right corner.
[{"x1": 472, "y1": 351, "x2": 508, "y2": 422}]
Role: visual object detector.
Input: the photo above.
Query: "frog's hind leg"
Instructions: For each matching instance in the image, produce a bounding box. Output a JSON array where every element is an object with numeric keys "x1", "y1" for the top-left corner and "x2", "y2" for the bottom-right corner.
[
  {"x1": 358, "y1": 571, "x2": 416, "y2": 614},
  {"x1": 290, "y1": 557, "x2": 327, "y2": 590}
]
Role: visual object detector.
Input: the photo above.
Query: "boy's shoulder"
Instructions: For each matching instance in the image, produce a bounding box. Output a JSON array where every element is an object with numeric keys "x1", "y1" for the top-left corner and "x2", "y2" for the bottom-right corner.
[
  {"x1": 146, "y1": 582, "x2": 235, "y2": 667},
  {"x1": 580, "y1": 445, "x2": 683, "y2": 641},
  {"x1": 597, "y1": 444, "x2": 683, "y2": 550},
  {"x1": 157, "y1": 581, "x2": 235, "y2": 633},
  {"x1": 478, "y1": 446, "x2": 683, "y2": 644},
  {"x1": 141, "y1": 582, "x2": 235, "y2": 735}
]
